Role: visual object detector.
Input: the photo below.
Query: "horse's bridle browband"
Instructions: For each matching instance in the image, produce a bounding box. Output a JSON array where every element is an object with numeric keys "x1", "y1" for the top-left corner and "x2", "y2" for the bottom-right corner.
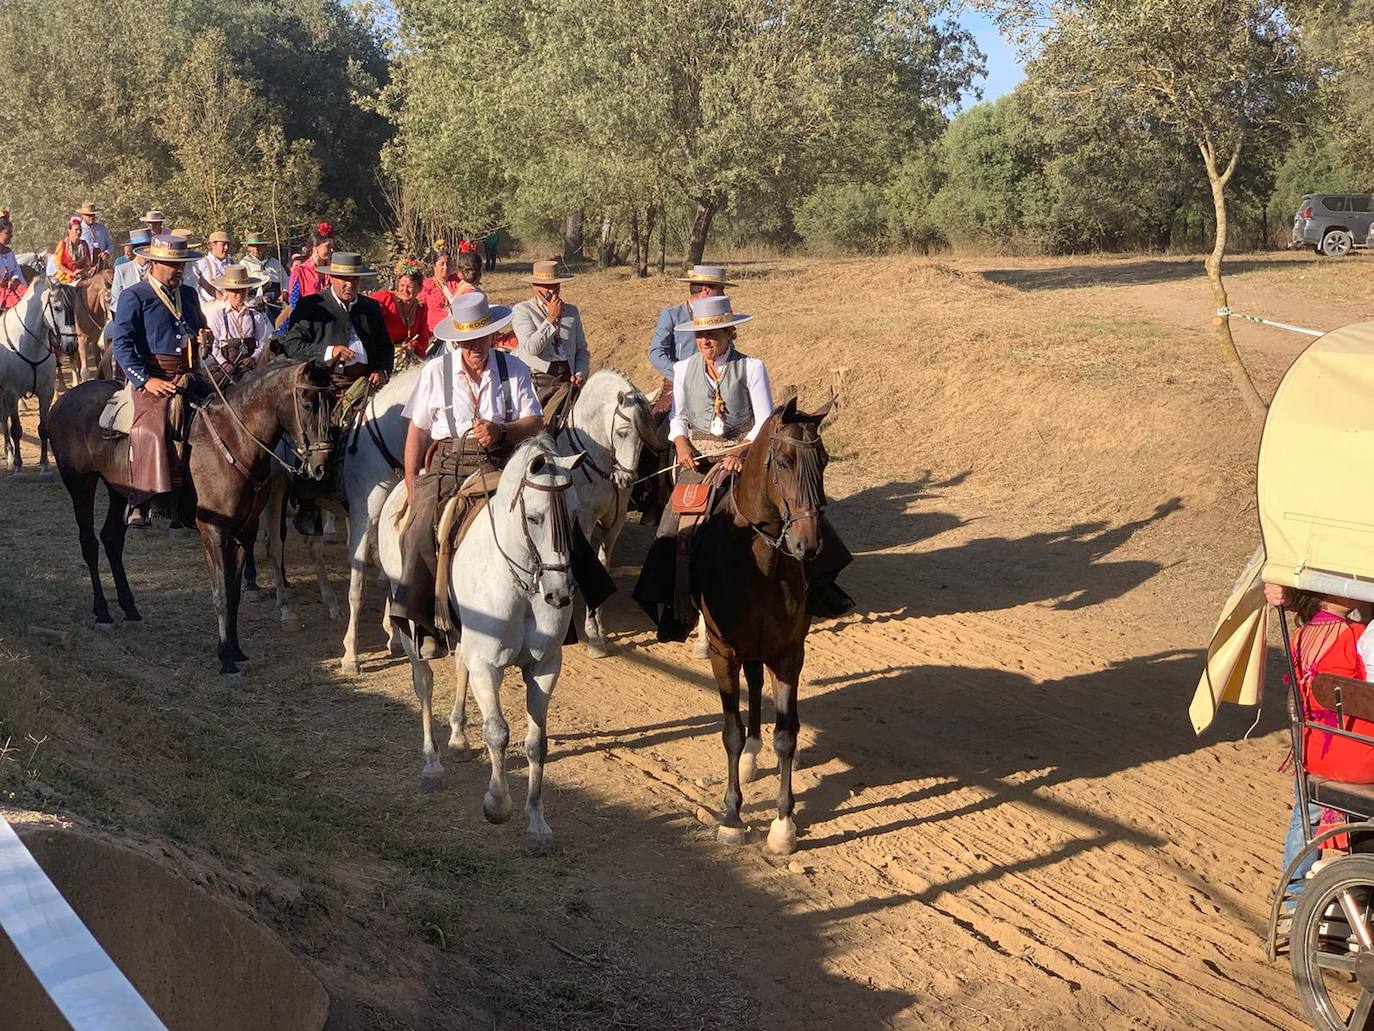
[{"x1": 731, "y1": 428, "x2": 826, "y2": 558}]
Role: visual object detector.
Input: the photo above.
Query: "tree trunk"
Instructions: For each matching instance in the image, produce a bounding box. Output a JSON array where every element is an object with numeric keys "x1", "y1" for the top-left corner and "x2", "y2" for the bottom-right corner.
[
  {"x1": 686, "y1": 199, "x2": 716, "y2": 265},
  {"x1": 1201, "y1": 141, "x2": 1268, "y2": 428},
  {"x1": 564, "y1": 209, "x2": 585, "y2": 263},
  {"x1": 657, "y1": 205, "x2": 667, "y2": 275},
  {"x1": 629, "y1": 209, "x2": 643, "y2": 277},
  {"x1": 597, "y1": 212, "x2": 614, "y2": 268},
  {"x1": 634, "y1": 204, "x2": 657, "y2": 278}
]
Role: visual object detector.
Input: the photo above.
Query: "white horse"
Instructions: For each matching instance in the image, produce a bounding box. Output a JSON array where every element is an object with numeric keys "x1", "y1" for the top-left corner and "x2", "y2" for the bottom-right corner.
[
  {"x1": 377, "y1": 435, "x2": 585, "y2": 848},
  {"x1": 260, "y1": 365, "x2": 420, "y2": 669},
  {"x1": 550, "y1": 368, "x2": 663, "y2": 657},
  {"x1": 0, "y1": 267, "x2": 78, "y2": 474}
]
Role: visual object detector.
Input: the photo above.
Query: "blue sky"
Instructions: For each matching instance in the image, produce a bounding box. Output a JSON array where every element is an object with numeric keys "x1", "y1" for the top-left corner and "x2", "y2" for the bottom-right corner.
[{"x1": 959, "y1": 10, "x2": 1026, "y2": 106}]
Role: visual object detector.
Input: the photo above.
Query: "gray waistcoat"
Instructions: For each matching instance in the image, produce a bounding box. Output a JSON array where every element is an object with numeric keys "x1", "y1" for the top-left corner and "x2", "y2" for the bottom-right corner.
[{"x1": 681, "y1": 348, "x2": 753, "y2": 438}]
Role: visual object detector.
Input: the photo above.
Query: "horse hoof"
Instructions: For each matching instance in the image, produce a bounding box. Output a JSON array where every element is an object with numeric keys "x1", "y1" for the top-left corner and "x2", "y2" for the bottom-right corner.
[
  {"x1": 526, "y1": 830, "x2": 554, "y2": 854},
  {"x1": 242, "y1": 587, "x2": 265, "y2": 603},
  {"x1": 483, "y1": 791, "x2": 513, "y2": 824},
  {"x1": 585, "y1": 640, "x2": 609, "y2": 659},
  {"x1": 420, "y1": 771, "x2": 443, "y2": 794},
  {"x1": 691, "y1": 638, "x2": 710, "y2": 660},
  {"x1": 340, "y1": 657, "x2": 360, "y2": 676},
  {"x1": 767, "y1": 817, "x2": 797, "y2": 856},
  {"x1": 234, "y1": 659, "x2": 251, "y2": 673},
  {"x1": 122, "y1": 613, "x2": 142, "y2": 626},
  {"x1": 36, "y1": 468, "x2": 52, "y2": 481},
  {"x1": 92, "y1": 620, "x2": 114, "y2": 633},
  {"x1": 220, "y1": 671, "x2": 242, "y2": 688},
  {"x1": 717, "y1": 823, "x2": 749, "y2": 846}
]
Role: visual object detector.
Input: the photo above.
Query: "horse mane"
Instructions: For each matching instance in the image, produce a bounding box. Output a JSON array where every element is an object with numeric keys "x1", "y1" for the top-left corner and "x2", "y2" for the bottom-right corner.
[{"x1": 577, "y1": 367, "x2": 641, "y2": 406}]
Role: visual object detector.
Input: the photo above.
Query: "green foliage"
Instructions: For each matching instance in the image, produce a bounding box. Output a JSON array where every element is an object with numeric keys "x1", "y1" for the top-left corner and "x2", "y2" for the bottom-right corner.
[
  {"x1": 385, "y1": 0, "x2": 982, "y2": 264},
  {"x1": 0, "y1": 0, "x2": 384, "y2": 252},
  {"x1": 795, "y1": 183, "x2": 887, "y2": 253}
]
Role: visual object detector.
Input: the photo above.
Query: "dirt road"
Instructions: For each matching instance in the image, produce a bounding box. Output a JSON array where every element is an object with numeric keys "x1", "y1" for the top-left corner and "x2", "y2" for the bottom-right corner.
[{"x1": 2, "y1": 251, "x2": 1361, "y2": 1029}]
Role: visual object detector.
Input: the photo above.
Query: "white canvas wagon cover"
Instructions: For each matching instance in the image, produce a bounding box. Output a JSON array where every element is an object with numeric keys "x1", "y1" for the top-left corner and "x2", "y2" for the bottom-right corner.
[
  {"x1": 1259, "y1": 321, "x2": 1374, "y2": 602},
  {"x1": 1192, "y1": 321, "x2": 1374, "y2": 733}
]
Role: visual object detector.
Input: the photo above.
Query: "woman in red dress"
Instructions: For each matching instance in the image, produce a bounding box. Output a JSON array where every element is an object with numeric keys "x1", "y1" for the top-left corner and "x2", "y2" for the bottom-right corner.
[
  {"x1": 419, "y1": 242, "x2": 462, "y2": 333},
  {"x1": 370, "y1": 262, "x2": 431, "y2": 364},
  {"x1": 286, "y1": 222, "x2": 335, "y2": 309},
  {"x1": 53, "y1": 217, "x2": 91, "y2": 284}
]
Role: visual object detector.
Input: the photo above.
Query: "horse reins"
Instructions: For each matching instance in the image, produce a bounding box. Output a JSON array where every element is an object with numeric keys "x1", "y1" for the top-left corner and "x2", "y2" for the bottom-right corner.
[
  {"x1": 199, "y1": 363, "x2": 334, "y2": 484},
  {"x1": 476, "y1": 446, "x2": 576, "y2": 596},
  {"x1": 0, "y1": 287, "x2": 74, "y2": 396},
  {"x1": 731, "y1": 429, "x2": 827, "y2": 558}
]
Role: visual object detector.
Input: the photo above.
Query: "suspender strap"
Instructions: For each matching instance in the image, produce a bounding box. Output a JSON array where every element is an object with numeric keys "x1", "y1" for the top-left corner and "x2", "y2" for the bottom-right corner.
[
  {"x1": 442, "y1": 346, "x2": 460, "y2": 440},
  {"x1": 494, "y1": 348, "x2": 514, "y2": 422}
]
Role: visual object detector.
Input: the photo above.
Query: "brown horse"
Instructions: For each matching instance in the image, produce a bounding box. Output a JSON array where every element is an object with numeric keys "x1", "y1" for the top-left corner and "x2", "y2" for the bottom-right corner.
[
  {"x1": 47, "y1": 361, "x2": 335, "y2": 679},
  {"x1": 71, "y1": 266, "x2": 111, "y2": 383},
  {"x1": 692, "y1": 396, "x2": 834, "y2": 856}
]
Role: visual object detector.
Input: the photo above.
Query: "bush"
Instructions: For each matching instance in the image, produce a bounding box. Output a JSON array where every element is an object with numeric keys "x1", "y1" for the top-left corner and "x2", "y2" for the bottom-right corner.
[{"x1": 795, "y1": 182, "x2": 888, "y2": 253}]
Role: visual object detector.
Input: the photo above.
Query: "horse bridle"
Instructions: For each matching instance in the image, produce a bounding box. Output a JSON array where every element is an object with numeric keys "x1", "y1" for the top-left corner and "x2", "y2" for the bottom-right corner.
[
  {"x1": 200, "y1": 364, "x2": 334, "y2": 483},
  {"x1": 560, "y1": 393, "x2": 645, "y2": 483},
  {"x1": 480, "y1": 454, "x2": 576, "y2": 596},
  {"x1": 732, "y1": 428, "x2": 827, "y2": 559},
  {"x1": 0, "y1": 286, "x2": 76, "y2": 395}
]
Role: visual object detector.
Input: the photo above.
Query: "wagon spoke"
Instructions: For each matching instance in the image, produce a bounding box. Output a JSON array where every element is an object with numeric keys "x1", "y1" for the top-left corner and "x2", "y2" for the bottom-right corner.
[
  {"x1": 1349, "y1": 989, "x2": 1374, "y2": 1031},
  {"x1": 1316, "y1": 951, "x2": 1358, "y2": 974}
]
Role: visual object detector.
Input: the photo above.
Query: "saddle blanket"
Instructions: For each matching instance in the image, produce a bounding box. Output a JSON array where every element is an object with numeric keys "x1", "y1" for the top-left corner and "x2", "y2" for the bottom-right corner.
[{"x1": 98, "y1": 383, "x2": 134, "y2": 436}]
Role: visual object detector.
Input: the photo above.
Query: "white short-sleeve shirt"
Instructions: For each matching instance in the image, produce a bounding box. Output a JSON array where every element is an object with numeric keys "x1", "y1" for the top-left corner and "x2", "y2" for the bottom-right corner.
[{"x1": 403, "y1": 349, "x2": 542, "y2": 440}]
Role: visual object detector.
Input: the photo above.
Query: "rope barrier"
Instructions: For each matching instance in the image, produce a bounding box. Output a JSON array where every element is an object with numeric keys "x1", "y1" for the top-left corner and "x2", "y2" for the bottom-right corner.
[{"x1": 1216, "y1": 308, "x2": 1325, "y2": 338}]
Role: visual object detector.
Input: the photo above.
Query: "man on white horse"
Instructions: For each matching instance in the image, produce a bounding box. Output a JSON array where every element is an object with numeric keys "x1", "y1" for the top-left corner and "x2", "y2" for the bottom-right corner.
[{"x1": 393, "y1": 292, "x2": 545, "y2": 657}]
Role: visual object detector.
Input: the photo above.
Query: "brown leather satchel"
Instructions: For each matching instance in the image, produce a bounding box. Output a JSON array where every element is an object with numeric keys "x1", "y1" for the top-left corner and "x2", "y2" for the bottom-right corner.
[{"x1": 671, "y1": 482, "x2": 711, "y2": 515}]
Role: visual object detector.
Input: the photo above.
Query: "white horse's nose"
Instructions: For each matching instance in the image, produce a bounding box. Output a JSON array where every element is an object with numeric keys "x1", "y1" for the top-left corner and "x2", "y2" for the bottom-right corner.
[{"x1": 545, "y1": 590, "x2": 572, "y2": 609}]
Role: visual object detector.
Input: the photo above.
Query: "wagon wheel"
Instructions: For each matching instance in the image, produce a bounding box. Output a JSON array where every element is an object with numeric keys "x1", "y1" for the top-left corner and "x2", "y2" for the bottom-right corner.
[{"x1": 1292, "y1": 855, "x2": 1374, "y2": 1029}]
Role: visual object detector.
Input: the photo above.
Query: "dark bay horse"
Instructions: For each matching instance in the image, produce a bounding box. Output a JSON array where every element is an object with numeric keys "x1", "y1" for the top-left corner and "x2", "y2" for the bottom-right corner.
[
  {"x1": 693, "y1": 396, "x2": 835, "y2": 856},
  {"x1": 48, "y1": 361, "x2": 334, "y2": 679}
]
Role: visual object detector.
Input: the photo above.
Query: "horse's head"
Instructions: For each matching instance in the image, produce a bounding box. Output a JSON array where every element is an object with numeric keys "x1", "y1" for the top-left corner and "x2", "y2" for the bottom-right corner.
[
  {"x1": 44, "y1": 282, "x2": 79, "y2": 357},
  {"x1": 292, "y1": 361, "x2": 337, "y2": 481},
  {"x1": 511, "y1": 444, "x2": 585, "y2": 609},
  {"x1": 612, "y1": 388, "x2": 660, "y2": 488},
  {"x1": 763, "y1": 395, "x2": 834, "y2": 562}
]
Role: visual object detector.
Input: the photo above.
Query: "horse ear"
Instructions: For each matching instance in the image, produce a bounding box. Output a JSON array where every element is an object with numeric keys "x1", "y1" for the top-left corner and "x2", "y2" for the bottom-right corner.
[
  {"x1": 565, "y1": 451, "x2": 587, "y2": 471},
  {"x1": 616, "y1": 390, "x2": 626, "y2": 406},
  {"x1": 810, "y1": 395, "x2": 836, "y2": 423},
  {"x1": 528, "y1": 453, "x2": 546, "y2": 476},
  {"x1": 781, "y1": 395, "x2": 798, "y2": 422}
]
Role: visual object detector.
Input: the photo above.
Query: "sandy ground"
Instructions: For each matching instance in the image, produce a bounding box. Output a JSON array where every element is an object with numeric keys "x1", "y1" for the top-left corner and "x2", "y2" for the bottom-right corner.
[{"x1": 1, "y1": 249, "x2": 1367, "y2": 1029}]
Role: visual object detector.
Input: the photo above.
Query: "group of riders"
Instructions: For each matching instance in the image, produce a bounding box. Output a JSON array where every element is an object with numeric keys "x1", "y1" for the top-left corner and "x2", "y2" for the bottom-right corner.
[{"x1": 3, "y1": 203, "x2": 855, "y2": 656}]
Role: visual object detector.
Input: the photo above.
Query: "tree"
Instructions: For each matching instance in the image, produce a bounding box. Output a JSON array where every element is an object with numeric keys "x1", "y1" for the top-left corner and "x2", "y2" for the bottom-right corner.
[
  {"x1": 990, "y1": 0, "x2": 1316, "y2": 425},
  {"x1": 387, "y1": 0, "x2": 982, "y2": 267}
]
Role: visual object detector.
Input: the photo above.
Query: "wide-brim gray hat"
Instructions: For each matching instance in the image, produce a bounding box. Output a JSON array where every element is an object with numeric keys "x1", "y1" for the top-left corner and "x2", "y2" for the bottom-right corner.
[
  {"x1": 433, "y1": 291, "x2": 515, "y2": 343},
  {"x1": 134, "y1": 235, "x2": 201, "y2": 263},
  {"x1": 674, "y1": 294, "x2": 753, "y2": 333}
]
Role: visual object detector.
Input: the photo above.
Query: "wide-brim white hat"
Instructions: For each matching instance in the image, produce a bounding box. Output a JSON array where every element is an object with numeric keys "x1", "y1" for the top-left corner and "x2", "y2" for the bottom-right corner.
[
  {"x1": 673, "y1": 294, "x2": 753, "y2": 333},
  {"x1": 433, "y1": 291, "x2": 514, "y2": 343}
]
